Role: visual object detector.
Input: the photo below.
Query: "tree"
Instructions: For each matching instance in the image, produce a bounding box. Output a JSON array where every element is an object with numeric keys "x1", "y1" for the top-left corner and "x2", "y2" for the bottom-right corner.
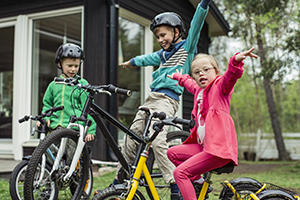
[{"x1": 220, "y1": 0, "x2": 298, "y2": 160}]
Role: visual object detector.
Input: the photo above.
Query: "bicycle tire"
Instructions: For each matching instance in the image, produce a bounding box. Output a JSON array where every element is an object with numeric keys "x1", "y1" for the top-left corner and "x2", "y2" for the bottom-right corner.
[
  {"x1": 256, "y1": 189, "x2": 296, "y2": 200},
  {"x1": 24, "y1": 128, "x2": 89, "y2": 200},
  {"x1": 145, "y1": 130, "x2": 190, "y2": 200},
  {"x1": 9, "y1": 160, "x2": 58, "y2": 200},
  {"x1": 220, "y1": 181, "x2": 263, "y2": 200},
  {"x1": 92, "y1": 186, "x2": 146, "y2": 200}
]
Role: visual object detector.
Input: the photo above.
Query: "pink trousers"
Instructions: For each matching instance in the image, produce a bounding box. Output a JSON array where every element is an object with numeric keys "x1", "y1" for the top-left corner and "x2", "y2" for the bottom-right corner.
[{"x1": 167, "y1": 143, "x2": 231, "y2": 200}]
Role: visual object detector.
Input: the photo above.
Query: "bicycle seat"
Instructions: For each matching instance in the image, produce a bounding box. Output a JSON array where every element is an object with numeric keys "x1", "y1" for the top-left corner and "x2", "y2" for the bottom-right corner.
[{"x1": 211, "y1": 161, "x2": 235, "y2": 174}]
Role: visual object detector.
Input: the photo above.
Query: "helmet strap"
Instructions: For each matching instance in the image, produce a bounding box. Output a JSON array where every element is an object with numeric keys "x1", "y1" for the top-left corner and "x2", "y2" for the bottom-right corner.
[{"x1": 165, "y1": 27, "x2": 183, "y2": 52}]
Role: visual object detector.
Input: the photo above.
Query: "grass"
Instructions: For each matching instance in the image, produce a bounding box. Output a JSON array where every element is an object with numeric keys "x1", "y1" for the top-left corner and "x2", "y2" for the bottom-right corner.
[{"x1": 2, "y1": 161, "x2": 300, "y2": 200}]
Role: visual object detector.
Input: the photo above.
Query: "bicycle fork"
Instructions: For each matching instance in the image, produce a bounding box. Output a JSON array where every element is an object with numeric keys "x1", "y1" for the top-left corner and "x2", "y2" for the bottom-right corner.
[
  {"x1": 127, "y1": 149, "x2": 160, "y2": 200},
  {"x1": 50, "y1": 123, "x2": 87, "y2": 181}
]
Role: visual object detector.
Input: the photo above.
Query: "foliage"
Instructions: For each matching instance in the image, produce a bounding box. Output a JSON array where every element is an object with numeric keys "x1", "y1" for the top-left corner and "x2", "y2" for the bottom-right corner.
[
  {"x1": 0, "y1": 178, "x2": 10, "y2": 200},
  {"x1": 210, "y1": 0, "x2": 300, "y2": 138}
]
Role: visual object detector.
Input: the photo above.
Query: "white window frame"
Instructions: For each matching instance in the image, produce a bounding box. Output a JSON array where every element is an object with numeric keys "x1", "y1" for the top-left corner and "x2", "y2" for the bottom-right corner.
[{"x1": 9, "y1": 6, "x2": 84, "y2": 160}]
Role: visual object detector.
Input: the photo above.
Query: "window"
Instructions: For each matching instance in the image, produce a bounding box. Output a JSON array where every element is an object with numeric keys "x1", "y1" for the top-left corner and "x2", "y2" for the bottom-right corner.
[
  {"x1": 31, "y1": 13, "x2": 82, "y2": 138},
  {"x1": 118, "y1": 17, "x2": 144, "y2": 127},
  {"x1": 0, "y1": 26, "x2": 14, "y2": 139}
]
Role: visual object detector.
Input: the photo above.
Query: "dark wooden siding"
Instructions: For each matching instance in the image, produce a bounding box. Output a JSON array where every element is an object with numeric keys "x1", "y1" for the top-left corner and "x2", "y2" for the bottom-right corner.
[
  {"x1": 0, "y1": 0, "x2": 82, "y2": 18},
  {"x1": 1, "y1": 0, "x2": 214, "y2": 161}
]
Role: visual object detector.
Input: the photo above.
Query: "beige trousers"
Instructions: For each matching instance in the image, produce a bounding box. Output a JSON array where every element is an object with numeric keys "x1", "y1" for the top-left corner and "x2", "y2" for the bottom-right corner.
[{"x1": 116, "y1": 92, "x2": 179, "y2": 184}]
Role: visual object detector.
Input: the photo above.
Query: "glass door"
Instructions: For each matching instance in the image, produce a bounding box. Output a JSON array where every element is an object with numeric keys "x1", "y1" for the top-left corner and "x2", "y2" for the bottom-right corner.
[{"x1": 0, "y1": 26, "x2": 14, "y2": 139}]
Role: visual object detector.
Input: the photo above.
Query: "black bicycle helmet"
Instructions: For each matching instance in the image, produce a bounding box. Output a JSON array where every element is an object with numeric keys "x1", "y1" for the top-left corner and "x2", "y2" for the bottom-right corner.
[
  {"x1": 150, "y1": 12, "x2": 186, "y2": 35},
  {"x1": 55, "y1": 43, "x2": 85, "y2": 67}
]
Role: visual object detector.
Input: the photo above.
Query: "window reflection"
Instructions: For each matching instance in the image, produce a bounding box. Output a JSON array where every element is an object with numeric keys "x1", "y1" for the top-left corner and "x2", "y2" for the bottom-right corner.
[
  {"x1": 0, "y1": 26, "x2": 14, "y2": 139},
  {"x1": 31, "y1": 13, "x2": 81, "y2": 138},
  {"x1": 118, "y1": 17, "x2": 144, "y2": 141}
]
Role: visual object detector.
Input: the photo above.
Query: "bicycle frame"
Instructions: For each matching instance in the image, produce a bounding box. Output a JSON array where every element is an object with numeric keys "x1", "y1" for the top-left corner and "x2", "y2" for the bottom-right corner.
[
  {"x1": 48, "y1": 92, "x2": 147, "y2": 183},
  {"x1": 126, "y1": 143, "x2": 160, "y2": 200}
]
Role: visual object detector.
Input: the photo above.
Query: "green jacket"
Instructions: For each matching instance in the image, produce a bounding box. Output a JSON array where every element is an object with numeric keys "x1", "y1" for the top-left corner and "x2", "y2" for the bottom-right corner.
[{"x1": 42, "y1": 75, "x2": 96, "y2": 135}]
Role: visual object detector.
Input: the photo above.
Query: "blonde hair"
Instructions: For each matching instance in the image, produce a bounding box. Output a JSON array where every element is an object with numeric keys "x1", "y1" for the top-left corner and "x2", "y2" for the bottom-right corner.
[{"x1": 192, "y1": 53, "x2": 221, "y2": 75}]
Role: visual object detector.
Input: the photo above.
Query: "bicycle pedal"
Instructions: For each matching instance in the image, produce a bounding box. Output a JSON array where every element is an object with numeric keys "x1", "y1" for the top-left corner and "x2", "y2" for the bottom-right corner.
[{"x1": 93, "y1": 183, "x2": 114, "y2": 196}]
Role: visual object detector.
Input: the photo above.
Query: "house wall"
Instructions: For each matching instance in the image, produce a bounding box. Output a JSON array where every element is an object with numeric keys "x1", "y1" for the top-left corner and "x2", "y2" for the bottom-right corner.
[{"x1": 0, "y1": 0, "x2": 224, "y2": 161}]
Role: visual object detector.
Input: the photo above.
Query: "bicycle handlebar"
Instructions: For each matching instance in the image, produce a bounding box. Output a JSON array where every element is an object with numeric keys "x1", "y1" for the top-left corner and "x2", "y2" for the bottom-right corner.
[
  {"x1": 147, "y1": 112, "x2": 194, "y2": 142},
  {"x1": 54, "y1": 76, "x2": 131, "y2": 97},
  {"x1": 18, "y1": 116, "x2": 30, "y2": 123},
  {"x1": 18, "y1": 106, "x2": 64, "y2": 123},
  {"x1": 172, "y1": 117, "x2": 195, "y2": 129}
]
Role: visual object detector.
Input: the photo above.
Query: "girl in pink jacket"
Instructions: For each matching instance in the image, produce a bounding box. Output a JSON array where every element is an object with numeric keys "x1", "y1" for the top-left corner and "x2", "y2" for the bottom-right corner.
[{"x1": 167, "y1": 48, "x2": 257, "y2": 199}]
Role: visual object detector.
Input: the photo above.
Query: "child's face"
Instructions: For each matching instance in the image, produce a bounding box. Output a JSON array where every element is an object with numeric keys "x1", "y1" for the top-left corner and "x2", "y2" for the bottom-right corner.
[
  {"x1": 59, "y1": 58, "x2": 80, "y2": 78},
  {"x1": 154, "y1": 25, "x2": 179, "y2": 50},
  {"x1": 191, "y1": 57, "x2": 217, "y2": 89}
]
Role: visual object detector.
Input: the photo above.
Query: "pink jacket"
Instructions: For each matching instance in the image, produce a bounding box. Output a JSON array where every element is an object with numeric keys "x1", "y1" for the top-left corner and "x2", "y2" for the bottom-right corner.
[{"x1": 173, "y1": 55, "x2": 244, "y2": 165}]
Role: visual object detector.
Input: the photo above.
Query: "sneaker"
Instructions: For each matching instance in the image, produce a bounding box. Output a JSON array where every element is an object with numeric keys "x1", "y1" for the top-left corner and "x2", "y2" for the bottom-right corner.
[{"x1": 171, "y1": 193, "x2": 183, "y2": 200}]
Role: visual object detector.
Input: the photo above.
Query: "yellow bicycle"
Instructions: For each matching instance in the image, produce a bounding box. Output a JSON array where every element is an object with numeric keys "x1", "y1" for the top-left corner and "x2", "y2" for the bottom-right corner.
[{"x1": 92, "y1": 111, "x2": 298, "y2": 200}]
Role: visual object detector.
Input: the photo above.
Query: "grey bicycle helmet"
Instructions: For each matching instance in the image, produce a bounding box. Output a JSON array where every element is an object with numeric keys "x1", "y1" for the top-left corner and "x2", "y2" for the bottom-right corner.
[
  {"x1": 55, "y1": 43, "x2": 84, "y2": 77},
  {"x1": 150, "y1": 12, "x2": 186, "y2": 35},
  {"x1": 55, "y1": 43, "x2": 85, "y2": 67}
]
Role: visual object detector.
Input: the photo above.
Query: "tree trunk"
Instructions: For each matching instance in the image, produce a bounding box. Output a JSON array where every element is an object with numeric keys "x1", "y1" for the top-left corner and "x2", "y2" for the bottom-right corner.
[
  {"x1": 263, "y1": 79, "x2": 290, "y2": 161},
  {"x1": 256, "y1": 25, "x2": 290, "y2": 161}
]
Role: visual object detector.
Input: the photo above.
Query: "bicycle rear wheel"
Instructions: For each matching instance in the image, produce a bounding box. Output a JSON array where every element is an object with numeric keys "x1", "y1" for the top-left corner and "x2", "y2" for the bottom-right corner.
[
  {"x1": 256, "y1": 189, "x2": 296, "y2": 200},
  {"x1": 24, "y1": 128, "x2": 89, "y2": 200},
  {"x1": 9, "y1": 159, "x2": 59, "y2": 200},
  {"x1": 219, "y1": 177, "x2": 263, "y2": 200},
  {"x1": 145, "y1": 130, "x2": 190, "y2": 200}
]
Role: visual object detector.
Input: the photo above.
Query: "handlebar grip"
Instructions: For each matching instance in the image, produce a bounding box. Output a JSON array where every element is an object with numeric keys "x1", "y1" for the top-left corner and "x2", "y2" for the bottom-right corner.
[
  {"x1": 54, "y1": 77, "x2": 65, "y2": 82},
  {"x1": 173, "y1": 117, "x2": 195, "y2": 129},
  {"x1": 52, "y1": 106, "x2": 64, "y2": 112},
  {"x1": 19, "y1": 116, "x2": 30, "y2": 123},
  {"x1": 153, "y1": 112, "x2": 166, "y2": 120},
  {"x1": 108, "y1": 84, "x2": 131, "y2": 96}
]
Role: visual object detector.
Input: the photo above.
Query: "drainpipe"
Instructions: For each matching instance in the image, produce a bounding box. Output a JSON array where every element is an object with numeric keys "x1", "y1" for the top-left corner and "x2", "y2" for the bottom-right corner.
[{"x1": 108, "y1": 0, "x2": 119, "y2": 161}]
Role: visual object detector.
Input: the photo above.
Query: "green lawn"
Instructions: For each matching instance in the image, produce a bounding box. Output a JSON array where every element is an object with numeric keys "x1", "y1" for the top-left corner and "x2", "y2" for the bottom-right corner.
[{"x1": 3, "y1": 161, "x2": 300, "y2": 200}]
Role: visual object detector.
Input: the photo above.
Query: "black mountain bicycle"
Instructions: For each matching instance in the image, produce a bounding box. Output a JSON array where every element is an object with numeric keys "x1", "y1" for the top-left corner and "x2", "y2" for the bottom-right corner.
[{"x1": 23, "y1": 76, "x2": 190, "y2": 200}]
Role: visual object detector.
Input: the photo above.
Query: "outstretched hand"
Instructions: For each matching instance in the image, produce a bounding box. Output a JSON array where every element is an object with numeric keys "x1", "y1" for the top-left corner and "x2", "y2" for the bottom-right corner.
[
  {"x1": 119, "y1": 60, "x2": 132, "y2": 69},
  {"x1": 235, "y1": 47, "x2": 258, "y2": 62},
  {"x1": 167, "y1": 68, "x2": 183, "y2": 79}
]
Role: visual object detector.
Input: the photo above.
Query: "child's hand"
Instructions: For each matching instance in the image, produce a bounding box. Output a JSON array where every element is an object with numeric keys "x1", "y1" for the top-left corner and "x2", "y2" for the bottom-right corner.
[
  {"x1": 36, "y1": 120, "x2": 50, "y2": 127},
  {"x1": 85, "y1": 134, "x2": 94, "y2": 142},
  {"x1": 167, "y1": 69, "x2": 183, "y2": 79},
  {"x1": 235, "y1": 47, "x2": 258, "y2": 61},
  {"x1": 120, "y1": 60, "x2": 132, "y2": 69}
]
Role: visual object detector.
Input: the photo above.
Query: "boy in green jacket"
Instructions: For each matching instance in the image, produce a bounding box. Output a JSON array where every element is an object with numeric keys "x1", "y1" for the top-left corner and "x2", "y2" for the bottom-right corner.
[
  {"x1": 116, "y1": 0, "x2": 212, "y2": 198},
  {"x1": 37, "y1": 43, "x2": 96, "y2": 141}
]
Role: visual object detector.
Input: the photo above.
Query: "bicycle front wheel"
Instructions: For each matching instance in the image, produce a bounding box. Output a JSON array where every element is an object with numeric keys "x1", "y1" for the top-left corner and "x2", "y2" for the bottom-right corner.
[
  {"x1": 145, "y1": 130, "x2": 190, "y2": 200},
  {"x1": 92, "y1": 186, "x2": 146, "y2": 200},
  {"x1": 24, "y1": 128, "x2": 90, "y2": 200}
]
